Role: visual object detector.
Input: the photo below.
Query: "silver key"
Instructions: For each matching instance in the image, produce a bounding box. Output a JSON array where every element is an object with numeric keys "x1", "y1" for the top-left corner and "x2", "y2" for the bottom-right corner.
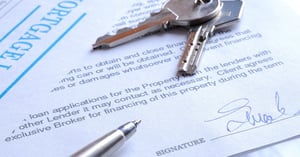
[
  {"x1": 92, "y1": 0, "x2": 222, "y2": 49},
  {"x1": 177, "y1": 0, "x2": 244, "y2": 76}
]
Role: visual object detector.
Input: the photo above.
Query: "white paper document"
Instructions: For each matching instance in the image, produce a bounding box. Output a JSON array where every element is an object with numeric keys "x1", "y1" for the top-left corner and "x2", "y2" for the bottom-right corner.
[{"x1": 1, "y1": 0, "x2": 300, "y2": 156}]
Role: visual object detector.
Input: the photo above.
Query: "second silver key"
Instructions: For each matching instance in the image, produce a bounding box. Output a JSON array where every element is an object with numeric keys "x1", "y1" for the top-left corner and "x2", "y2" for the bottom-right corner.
[{"x1": 177, "y1": 0, "x2": 244, "y2": 76}]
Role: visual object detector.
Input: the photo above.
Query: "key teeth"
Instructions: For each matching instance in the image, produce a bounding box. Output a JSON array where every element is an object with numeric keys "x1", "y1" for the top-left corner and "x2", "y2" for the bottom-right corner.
[
  {"x1": 92, "y1": 34, "x2": 111, "y2": 50},
  {"x1": 93, "y1": 20, "x2": 160, "y2": 50},
  {"x1": 116, "y1": 27, "x2": 133, "y2": 34},
  {"x1": 93, "y1": 27, "x2": 132, "y2": 49},
  {"x1": 96, "y1": 27, "x2": 133, "y2": 41},
  {"x1": 96, "y1": 34, "x2": 112, "y2": 41},
  {"x1": 92, "y1": 10, "x2": 175, "y2": 51},
  {"x1": 95, "y1": 27, "x2": 132, "y2": 41},
  {"x1": 92, "y1": 44, "x2": 104, "y2": 50}
]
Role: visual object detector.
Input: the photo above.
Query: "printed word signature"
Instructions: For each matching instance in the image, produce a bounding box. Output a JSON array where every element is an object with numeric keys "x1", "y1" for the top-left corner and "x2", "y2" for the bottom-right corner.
[{"x1": 205, "y1": 92, "x2": 287, "y2": 132}]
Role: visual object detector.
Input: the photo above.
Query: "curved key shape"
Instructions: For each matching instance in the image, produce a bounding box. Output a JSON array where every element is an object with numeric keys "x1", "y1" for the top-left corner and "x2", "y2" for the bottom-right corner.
[{"x1": 160, "y1": 0, "x2": 222, "y2": 26}]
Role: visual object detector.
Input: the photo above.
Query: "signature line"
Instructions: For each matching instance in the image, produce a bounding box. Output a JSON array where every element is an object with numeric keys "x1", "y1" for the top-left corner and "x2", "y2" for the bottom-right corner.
[
  {"x1": 0, "y1": 13, "x2": 87, "y2": 99},
  {"x1": 210, "y1": 115, "x2": 298, "y2": 141}
]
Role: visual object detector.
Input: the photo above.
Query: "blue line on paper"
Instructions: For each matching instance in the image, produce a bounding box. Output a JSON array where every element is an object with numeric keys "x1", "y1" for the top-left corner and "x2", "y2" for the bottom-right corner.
[
  {"x1": 0, "y1": 13, "x2": 87, "y2": 99},
  {"x1": 0, "y1": 5, "x2": 40, "y2": 42}
]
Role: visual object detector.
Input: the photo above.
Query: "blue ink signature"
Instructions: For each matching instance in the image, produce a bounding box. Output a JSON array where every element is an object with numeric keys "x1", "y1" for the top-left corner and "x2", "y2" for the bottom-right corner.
[{"x1": 205, "y1": 92, "x2": 286, "y2": 132}]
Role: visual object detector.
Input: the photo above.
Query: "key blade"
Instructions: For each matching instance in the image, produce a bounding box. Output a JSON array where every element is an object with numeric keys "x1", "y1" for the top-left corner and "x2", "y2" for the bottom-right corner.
[
  {"x1": 212, "y1": 0, "x2": 244, "y2": 29},
  {"x1": 93, "y1": 11, "x2": 177, "y2": 50},
  {"x1": 177, "y1": 1, "x2": 244, "y2": 76},
  {"x1": 177, "y1": 25, "x2": 214, "y2": 76}
]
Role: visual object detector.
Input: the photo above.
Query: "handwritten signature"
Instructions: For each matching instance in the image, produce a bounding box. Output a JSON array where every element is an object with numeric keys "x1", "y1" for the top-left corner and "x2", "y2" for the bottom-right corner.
[{"x1": 205, "y1": 92, "x2": 287, "y2": 132}]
